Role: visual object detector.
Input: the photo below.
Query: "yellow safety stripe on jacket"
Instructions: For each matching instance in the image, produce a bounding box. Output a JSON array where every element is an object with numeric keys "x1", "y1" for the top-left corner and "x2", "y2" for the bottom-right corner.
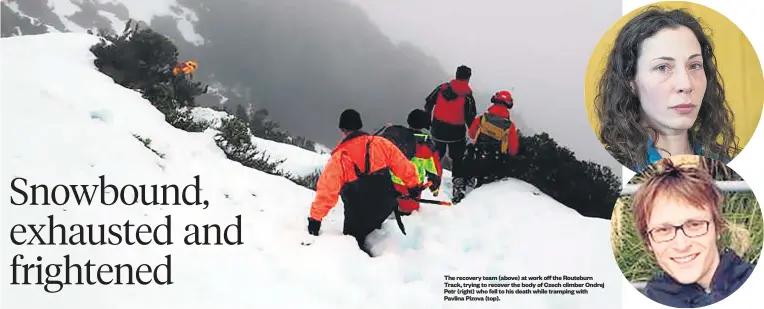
[{"x1": 391, "y1": 156, "x2": 436, "y2": 185}]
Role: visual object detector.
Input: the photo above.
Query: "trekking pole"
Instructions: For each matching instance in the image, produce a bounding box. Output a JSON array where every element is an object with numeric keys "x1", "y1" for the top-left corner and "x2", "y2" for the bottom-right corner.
[
  {"x1": 396, "y1": 181, "x2": 453, "y2": 206},
  {"x1": 399, "y1": 195, "x2": 453, "y2": 206}
]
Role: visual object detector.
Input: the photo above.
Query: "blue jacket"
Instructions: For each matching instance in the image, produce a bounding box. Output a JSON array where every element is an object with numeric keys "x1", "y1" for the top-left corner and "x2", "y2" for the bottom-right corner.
[
  {"x1": 644, "y1": 249, "x2": 754, "y2": 308},
  {"x1": 646, "y1": 136, "x2": 703, "y2": 164},
  {"x1": 638, "y1": 137, "x2": 728, "y2": 171}
]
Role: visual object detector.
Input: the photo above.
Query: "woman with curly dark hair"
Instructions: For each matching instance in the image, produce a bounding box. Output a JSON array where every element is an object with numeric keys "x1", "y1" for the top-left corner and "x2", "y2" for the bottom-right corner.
[{"x1": 594, "y1": 6, "x2": 739, "y2": 171}]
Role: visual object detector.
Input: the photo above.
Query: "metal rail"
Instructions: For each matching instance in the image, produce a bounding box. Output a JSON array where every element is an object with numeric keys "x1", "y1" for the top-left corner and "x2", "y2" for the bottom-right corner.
[
  {"x1": 621, "y1": 180, "x2": 750, "y2": 195},
  {"x1": 632, "y1": 282, "x2": 647, "y2": 292}
]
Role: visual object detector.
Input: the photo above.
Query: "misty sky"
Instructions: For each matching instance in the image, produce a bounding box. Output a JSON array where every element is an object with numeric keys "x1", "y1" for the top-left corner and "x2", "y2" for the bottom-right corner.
[{"x1": 345, "y1": 0, "x2": 624, "y2": 173}]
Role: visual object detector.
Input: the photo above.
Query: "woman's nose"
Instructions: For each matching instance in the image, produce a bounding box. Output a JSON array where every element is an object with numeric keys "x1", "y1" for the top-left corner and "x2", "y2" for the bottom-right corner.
[{"x1": 674, "y1": 68, "x2": 693, "y2": 94}]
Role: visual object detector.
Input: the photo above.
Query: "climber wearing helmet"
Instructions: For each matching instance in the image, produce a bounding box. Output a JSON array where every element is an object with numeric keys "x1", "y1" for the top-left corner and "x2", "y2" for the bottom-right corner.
[
  {"x1": 490, "y1": 90, "x2": 514, "y2": 109},
  {"x1": 456, "y1": 90, "x2": 520, "y2": 200},
  {"x1": 468, "y1": 90, "x2": 518, "y2": 152}
]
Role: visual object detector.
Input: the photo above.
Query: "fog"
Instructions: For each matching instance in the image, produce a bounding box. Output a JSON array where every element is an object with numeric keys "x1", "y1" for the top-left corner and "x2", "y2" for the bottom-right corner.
[
  {"x1": 167, "y1": 0, "x2": 450, "y2": 149},
  {"x1": 345, "y1": 0, "x2": 624, "y2": 173}
]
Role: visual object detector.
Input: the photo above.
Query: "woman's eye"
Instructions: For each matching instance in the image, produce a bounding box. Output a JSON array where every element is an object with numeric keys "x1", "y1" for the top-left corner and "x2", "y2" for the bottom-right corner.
[
  {"x1": 689, "y1": 62, "x2": 704, "y2": 70},
  {"x1": 654, "y1": 64, "x2": 670, "y2": 72}
]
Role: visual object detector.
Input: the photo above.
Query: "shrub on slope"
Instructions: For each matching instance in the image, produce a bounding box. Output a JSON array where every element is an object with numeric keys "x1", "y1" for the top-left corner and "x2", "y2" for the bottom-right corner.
[
  {"x1": 91, "y1": 19, "x2": 319, "y2": 158},
  {"x1": 289, "y1": 169, "x2": 321, "y2": 191},
  {"x1": 207, "y1": 112, "x2": 321, "y2": 190},
  {"x1": 475, "y1": 131, "x2": 621, "y2": 220},
  {"x1": 88, "y1": 21, "x2": 322, "y2": 189},
  {"x1": 227, "y1": 103, "x2": 318, "y2": 153},
  {"x1": 214, "y1": 117, "x2": 286, "y2": 176},
  {"x1": 89, "y1": 19, "x2": 209, "y2": 132}
]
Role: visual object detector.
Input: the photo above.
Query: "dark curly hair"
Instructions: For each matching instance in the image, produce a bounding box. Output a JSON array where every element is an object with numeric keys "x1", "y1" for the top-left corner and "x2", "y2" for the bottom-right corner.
[{"x1": 594, "y1": 6, "x2": 739, "y2": 170}]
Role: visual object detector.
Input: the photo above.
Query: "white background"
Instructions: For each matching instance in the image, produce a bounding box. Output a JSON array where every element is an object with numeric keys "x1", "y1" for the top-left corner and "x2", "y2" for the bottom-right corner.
[{"x1": 621, "y1": 1, "x2": 764, "y2": 308}]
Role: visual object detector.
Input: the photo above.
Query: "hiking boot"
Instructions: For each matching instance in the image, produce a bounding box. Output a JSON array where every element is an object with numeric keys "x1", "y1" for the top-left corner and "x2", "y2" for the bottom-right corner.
[
  {"x1": 452, "y1": 189, "x2": 465, "y2": 204},
  {"x1": 467, "y1": 177, "x2": 479, "y2": 188},
  {"x1": 475, "y1": 177, "x2": 484, "y2": 188},
  {"x1": 452, "y1": 177, "x2": 466, "y2": 190},
  {"x1": 452, "y1": 177, "x2": 466, "y2": 204}
]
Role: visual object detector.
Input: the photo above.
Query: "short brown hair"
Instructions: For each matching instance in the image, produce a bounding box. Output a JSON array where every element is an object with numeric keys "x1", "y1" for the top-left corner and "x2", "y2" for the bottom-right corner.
[{"x1": 632, "y1": 159, "x2": 725, "y2": 247}]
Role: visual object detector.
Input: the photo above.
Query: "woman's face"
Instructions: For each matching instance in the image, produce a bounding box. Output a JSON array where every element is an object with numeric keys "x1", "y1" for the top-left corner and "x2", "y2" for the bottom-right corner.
[
  {"x1": 647, "y1": 198, "x2": 719, "y2": 286},
  {"x1": 632, "y1": 26, "x2": 707, "y2": 134}
]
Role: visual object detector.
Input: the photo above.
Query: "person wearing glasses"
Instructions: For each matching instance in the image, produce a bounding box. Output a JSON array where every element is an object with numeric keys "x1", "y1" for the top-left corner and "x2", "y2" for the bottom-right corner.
[{"x1": 630, "y1": 159, "x2": 754, "y2": 308}]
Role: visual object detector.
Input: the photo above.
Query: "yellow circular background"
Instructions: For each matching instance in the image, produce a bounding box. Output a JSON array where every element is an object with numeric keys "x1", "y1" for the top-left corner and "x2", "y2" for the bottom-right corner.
[{"x1": 584, "y1": 1, "x2": 764, "y2": 156}]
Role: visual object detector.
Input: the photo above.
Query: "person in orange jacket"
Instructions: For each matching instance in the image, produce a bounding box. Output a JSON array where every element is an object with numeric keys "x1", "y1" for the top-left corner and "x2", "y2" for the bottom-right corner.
[
  {"x1": 457, "y1": 90, "x2": 520, "y2": 200},
  {"x1": 307, "y1": 109, "x2": 426, "y2": 257},
  {"x1": 390, "y1": 109, "x2": 443, "y2": 215}
]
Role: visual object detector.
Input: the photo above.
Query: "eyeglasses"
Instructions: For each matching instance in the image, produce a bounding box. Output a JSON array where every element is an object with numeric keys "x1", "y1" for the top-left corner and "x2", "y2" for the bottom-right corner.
[{"x1": 647, "y1": 220, "x2": 711, "y2": 243}]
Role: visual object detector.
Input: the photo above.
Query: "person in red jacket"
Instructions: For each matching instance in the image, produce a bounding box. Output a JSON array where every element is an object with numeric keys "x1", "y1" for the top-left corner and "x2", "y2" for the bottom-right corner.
[
  {"x1": 307, "y1": 109, "x2": 426, "y2": 257},
  {"x1": 424, "y1": 65, "x2": 477, "y2": 203},
  {"x1": 468, "y1": 90, "x2": 519, "y2": 154},
  {"x1": 458, "y1": 90, "x2": 520, "y2": 199}
]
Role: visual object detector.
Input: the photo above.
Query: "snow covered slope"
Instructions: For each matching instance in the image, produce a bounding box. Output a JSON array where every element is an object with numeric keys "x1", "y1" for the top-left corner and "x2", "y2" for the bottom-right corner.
[{"x1": 1, "y1": 33, "x2": 622, "y2": 309}]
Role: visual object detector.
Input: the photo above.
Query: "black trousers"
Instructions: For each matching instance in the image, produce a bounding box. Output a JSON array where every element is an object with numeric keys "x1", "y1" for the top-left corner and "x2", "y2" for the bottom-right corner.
[
  {"x1": 434, "y1": 139, "x2": 466, "y2": 178},
  {"x1": 462, "y1": 144, "x2": 508, "y2": 184},
  {"x1": 343, "y1": 197, "x2": 397, "y2": 258},
  {"x1": 345, "y1": 220, "x2": 384, "y2": 257}
]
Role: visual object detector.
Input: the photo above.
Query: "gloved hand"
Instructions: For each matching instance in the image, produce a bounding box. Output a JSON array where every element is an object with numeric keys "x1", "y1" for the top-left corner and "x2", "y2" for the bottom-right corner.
[
  {"x1": 307, "y1": 217, "x2": 321, "y2": 236},
  {"x1": 407, "y1": 184, "x2": 427, "y2": 198},
  {"x1": 429, "y1": 177, "x2": 441, "y2": 196}
]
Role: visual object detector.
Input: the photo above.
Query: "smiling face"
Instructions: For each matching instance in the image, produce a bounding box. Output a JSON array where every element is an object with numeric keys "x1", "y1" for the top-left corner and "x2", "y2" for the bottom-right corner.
[
  {"x1": 646, "y1": 196, "x2": 720, "y2": 287},
  {"x1": 632, "y1": 26, "x2": 707, "y2": 135}
]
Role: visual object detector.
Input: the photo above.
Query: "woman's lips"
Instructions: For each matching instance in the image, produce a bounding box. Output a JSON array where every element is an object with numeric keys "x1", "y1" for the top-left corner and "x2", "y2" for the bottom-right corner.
[{"x1": 671, "y1": 103, "x2": 696, "y2": 114}]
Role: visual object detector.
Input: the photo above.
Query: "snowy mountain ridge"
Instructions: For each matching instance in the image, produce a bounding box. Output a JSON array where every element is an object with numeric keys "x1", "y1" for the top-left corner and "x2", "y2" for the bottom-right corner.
[{"x1": 4, "y1": 0, "x2": 204, "y2": 44}]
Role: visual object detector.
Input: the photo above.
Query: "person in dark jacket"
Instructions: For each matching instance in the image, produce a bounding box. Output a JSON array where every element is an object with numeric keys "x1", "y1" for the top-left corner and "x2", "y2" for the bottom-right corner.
[
  {"x1": 424, "y1": 65, "x2": 477, "y2": 202},
  {"x1": 631, "y1": 159, "x2": 755, "y2": 308},
  {"x1": 644, "y1": 248, "x2": 753, "y2": 307},
  {"x1": 389, "y1": 109, "x2": 443, "y2": 215}
]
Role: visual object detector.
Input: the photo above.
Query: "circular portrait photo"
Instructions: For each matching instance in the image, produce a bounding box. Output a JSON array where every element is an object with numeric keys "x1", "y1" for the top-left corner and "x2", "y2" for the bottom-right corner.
[
  {"x1": 584, "y1": 1, "x2": 764, "y2": 172},
  {"x1": 610, "y1": 155, "x2": 761, "y2": 308}
]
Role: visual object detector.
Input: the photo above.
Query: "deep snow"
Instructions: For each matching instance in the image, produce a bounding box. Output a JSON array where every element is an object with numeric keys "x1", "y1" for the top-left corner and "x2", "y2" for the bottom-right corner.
[{"x1": 1, "y1": 33, "x2": 622, "y2": 309}]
